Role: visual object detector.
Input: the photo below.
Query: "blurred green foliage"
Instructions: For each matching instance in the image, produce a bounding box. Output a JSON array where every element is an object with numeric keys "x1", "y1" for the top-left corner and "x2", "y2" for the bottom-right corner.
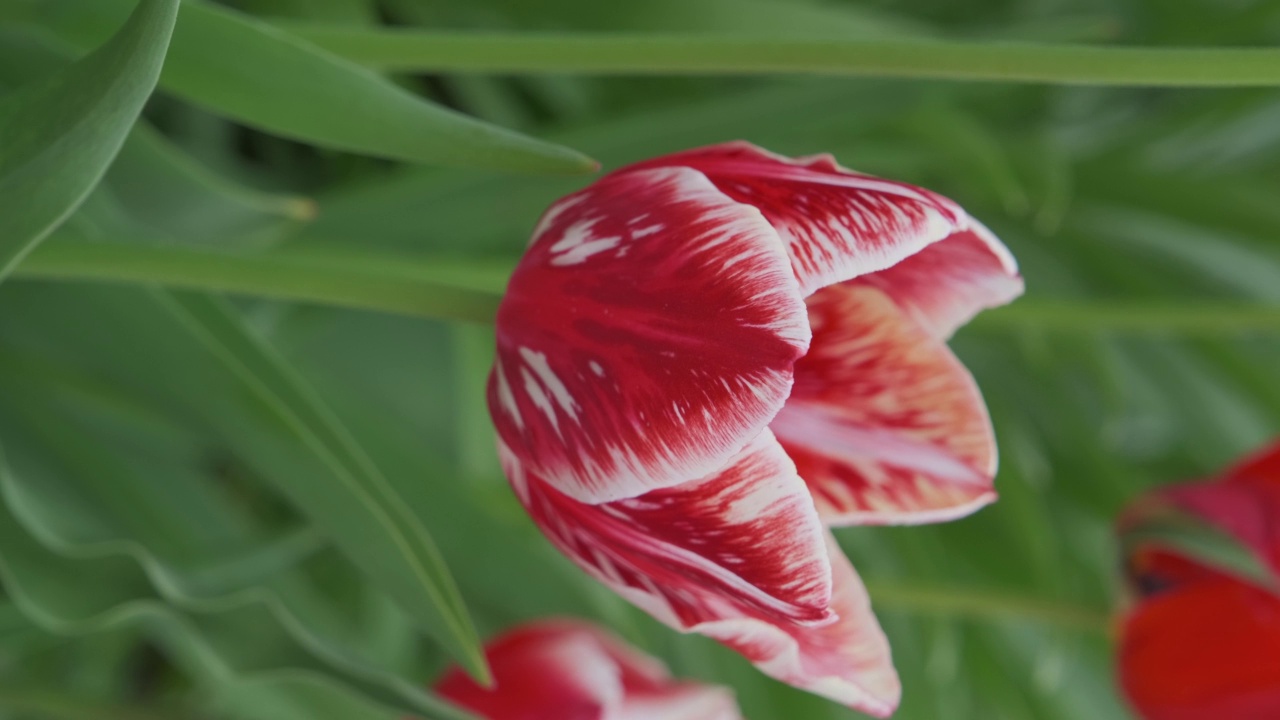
[{"x1": 1, "y1": 0, "x2": 1280, "y2": 718}]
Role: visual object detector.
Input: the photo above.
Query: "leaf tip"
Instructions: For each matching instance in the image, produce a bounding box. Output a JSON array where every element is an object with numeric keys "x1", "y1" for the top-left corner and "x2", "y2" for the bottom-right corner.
[
  {"x1": 464, "y1": 651, "x2": 495, "y2": 689},
  {"x1": 545, "y1": 147, "x2": 602, "y2": 175}
]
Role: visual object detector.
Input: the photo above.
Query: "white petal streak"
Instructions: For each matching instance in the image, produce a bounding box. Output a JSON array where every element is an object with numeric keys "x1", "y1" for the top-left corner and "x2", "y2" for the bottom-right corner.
[
  {"x1": 519, "y1": 346, "x2": 580, "y2": 423},
  {"x1": 490, "y1": 166, "x2": 810, "y2": 504}
]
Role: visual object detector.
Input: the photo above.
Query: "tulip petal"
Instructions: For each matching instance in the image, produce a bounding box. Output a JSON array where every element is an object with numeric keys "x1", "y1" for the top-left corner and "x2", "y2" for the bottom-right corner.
[
  {"x1": 770, "y1": 283, "x2": 997, "y2": 526},
  {"x1": 1120, "y1": 574, "x2": 1280, "y2": 720},
  {"x1": 436, "y1": 619, "x2": 743, "y2": 720},
  {"x1": 504, "y1": 437, "x2": 900, "y2": 716},
  {"x1": 631, "y1": 141, "x2": 973, "y2": 296},
  {"x1": 437, "y1": 622, "x2": 624, "y2": 720},
  {"x1": 622, "y1": 686, "x2": 743, "y2": 720},
  {"x1": 490, "y1": 165, "x2": 809, "y2": 504},
  {"x1": 696, "y1": 535, "x2": 900, "y2": 717},
  {"x1": 855, "y1": 220, "x2": 1023, "y2": 338},
  {"x1": 1160, "y1": 441, "x2": 1280, "y2": 576},
  {"x1": 586, "y1": 623, "x2": 744, "y2": 720},
  {"x1": 1126, "y1": 547, "x2": 1227, "y2": 598},
  {"x1": 504, "y1": 430, "x2": 834, "y2": 625}
]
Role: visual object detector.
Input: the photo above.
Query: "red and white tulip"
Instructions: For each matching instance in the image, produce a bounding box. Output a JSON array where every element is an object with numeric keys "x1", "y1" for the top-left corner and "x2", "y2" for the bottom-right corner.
[
  {"x1": 435, "y1": 619, "x2": 742, "y2": 720},
  {"x1": 1118, "y1": 441, "x2": 1280, "y2": 720},
  {"x1": 488, "y1": 142, "x2": 1023, "y2": 716}
]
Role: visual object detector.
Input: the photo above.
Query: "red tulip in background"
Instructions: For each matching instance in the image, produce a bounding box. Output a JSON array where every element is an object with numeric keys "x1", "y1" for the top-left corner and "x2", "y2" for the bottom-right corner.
[
  {"x1": 487, "y1": 142, "x2": 1024, "y2": 716},
  {"x1": 436, "y1": 619, "x2": 742, "y2": 720},
  {"x1": 1118, "y1": 441, "x2": 1280, "y2": 720}
]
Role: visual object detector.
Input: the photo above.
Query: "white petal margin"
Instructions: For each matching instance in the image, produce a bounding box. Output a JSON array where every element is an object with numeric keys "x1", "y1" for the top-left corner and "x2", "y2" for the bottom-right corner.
[
  {"x1": 581, "y1": 623, "x2": 745, "y2": 720},
  {"x1": 627, "y1": 141, "x2": 972, "y2": 297},
  {"x1": 696, "y1": 534, "x2": 900, "y2": 717},
  {"x1": 856, "y1": 219, "x2": 1023, "y2": 339}
]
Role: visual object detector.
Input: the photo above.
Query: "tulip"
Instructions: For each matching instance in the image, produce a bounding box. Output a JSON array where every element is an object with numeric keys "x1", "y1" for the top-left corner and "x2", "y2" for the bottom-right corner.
[
  {"x1": 1118, "y1": 441, "x2": 1280, "y2": 720},
  {"x1": 435, "y1": 619, "x2": 742, "y2": 720},
  {"x1": 488, "y1": 142, "x2": 1023, "y2": 716}
]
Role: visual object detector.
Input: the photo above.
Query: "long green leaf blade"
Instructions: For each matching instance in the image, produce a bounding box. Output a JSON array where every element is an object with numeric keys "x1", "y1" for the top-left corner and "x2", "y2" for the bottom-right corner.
[
  {"x1": 152, "y1": 290, "x2": 489, "y2": 682},
  {"x1": 107, "y1": 121, "x2": 317, "y2": 245},
  {"x1": 27, "y1": 0, "x2": 596, "y2": 173},
  {"x1": 287, "y1": 28, "x2": 1280, "y2": 87},
  {"x1": 0, "y1": 393, "x2": 473, "y2": 719},
  {"x1": 19, "y1": 240, "x2": 509, "y2": 323},
  {"x1": 0, "y1": 467, "x2": 470, "y2": 720},
  {"x1": 0, "y1": 0, "x2": 177, "y2": 281}
]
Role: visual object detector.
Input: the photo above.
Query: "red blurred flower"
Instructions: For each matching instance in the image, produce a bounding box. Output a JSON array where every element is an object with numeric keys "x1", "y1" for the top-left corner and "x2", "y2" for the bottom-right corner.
[
  {"x1": 1119, "y1": 441, "x2": 1280, "y2": 720},
  {"x1": 488, "y1": 142, "x2": 1023, "y2": 716},
  {"x1": 435, "y1": 619, "x2": 742, "y2": 720}
]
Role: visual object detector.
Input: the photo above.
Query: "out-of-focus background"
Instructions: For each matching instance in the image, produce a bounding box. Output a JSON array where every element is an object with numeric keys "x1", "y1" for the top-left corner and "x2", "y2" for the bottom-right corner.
[{"x1": 2, "y1": 0, "x2": 1279, "y2": 718}]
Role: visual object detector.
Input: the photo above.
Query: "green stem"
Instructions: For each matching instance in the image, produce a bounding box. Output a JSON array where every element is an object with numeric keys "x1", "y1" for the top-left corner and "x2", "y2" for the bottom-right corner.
[
  {"x1": 289, "y1": 28, "x2": 1280, "y2": 87},
  {"x1": 14, "y1": 241, "x2": 1280, "y2": 334},
  {"x1": 865, "y1": 582, "x2": 1112, "y2": 634}
]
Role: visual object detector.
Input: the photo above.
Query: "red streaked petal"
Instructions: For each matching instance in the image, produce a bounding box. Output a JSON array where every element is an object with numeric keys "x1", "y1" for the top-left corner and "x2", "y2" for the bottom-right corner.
[
  {"x1": 593, "y1": 623, "x2": 745, "y2": 720},
  {"x1": 771, "y1": 283, "x2": 997, "y2": 526},
  {"x1": 1119, "y1": 575, "x2": 1280, "y2": 720},
  {"x1": 1161, "y1": 482, "x2": 1280, "y2": 578},
  {"x1": 436, "y1": 619, "x2": 743, "y2": 720},
  {"x1": 504, "y1": 438, "x2": 900, "y2": 715},
  {"x1": 856, "y1": 221, "x2": 1023, "y2": 338},
  {"x1": 490, "y1": 165, "x2": 808, "y2": 504},
  {"x1": 629, "y1": 141, "x2": 970, "y2": 296},
  {"x1": 697, "y1": 534, "x2": 900, "y2": 717},
  {"x1": 1162, "y1": 441, "x2": 1280, "y2": 575},
  {"x1": 1127, "y1": 547, "x2": 1231, "y2": 597},
  {"x1": 505, "y1": 430, "x2": 834, "y2": 626},
  {"x1": 436, "y1": 621, "x2": 623, "y2": 720}
]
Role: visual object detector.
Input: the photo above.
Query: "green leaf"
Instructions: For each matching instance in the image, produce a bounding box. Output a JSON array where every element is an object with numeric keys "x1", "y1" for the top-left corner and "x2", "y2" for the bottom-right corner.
[
  {"x1": 0, "y1": 275, "x2": 476, "y2": 715},
  {"x1": 214, "y1": 671, "x2": 407, "y2": 720},
  {"x1": 453, "y1": 0, "x2": 933, "y2": 38},
  {"x1": 152, "y1": 291, "x2": 489, "y2": 682},
  {"x1": 0, "y1": 459, "x2": 227, "y2": 680},
  {"x1": 861, "y1": 582, "x2": 1109, "y2": 634},
  {"x1": 280, "y1": 29, "x2": 1280, "y2": 87},
  {"x1": 104, "y1": 121, "x2": 317, "y2": 247},
  {"x1": 27, "y1": 0, "x2": 596, "y2": 173},
  {"x1": 969, "y1": 300, "x2": 1280, "y2": 335},
  {"x1": 18, "y1": 240, "x2": 509, "y2": 323},
  {"x1": 0, "y1": 515, "x2": 445, "y2": 720},
  {"x1": 0, "y1": 689, "x2": 185, "y2": 720},
  {"x1": 0, "y1": 0, "x2": 177, "y2": 281},
  {"x1": 0, "y1": 409, "x2": 474, "y2": 720},
  {"x1": 0, "y1": 27, "x2": 70, "y2": 90},
  {"x1": 0, "y1": 28, "x2": 309, "y2": 248},
  {"x1": 234, "y1": 0, "x2": 378, "y2": 24}
]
